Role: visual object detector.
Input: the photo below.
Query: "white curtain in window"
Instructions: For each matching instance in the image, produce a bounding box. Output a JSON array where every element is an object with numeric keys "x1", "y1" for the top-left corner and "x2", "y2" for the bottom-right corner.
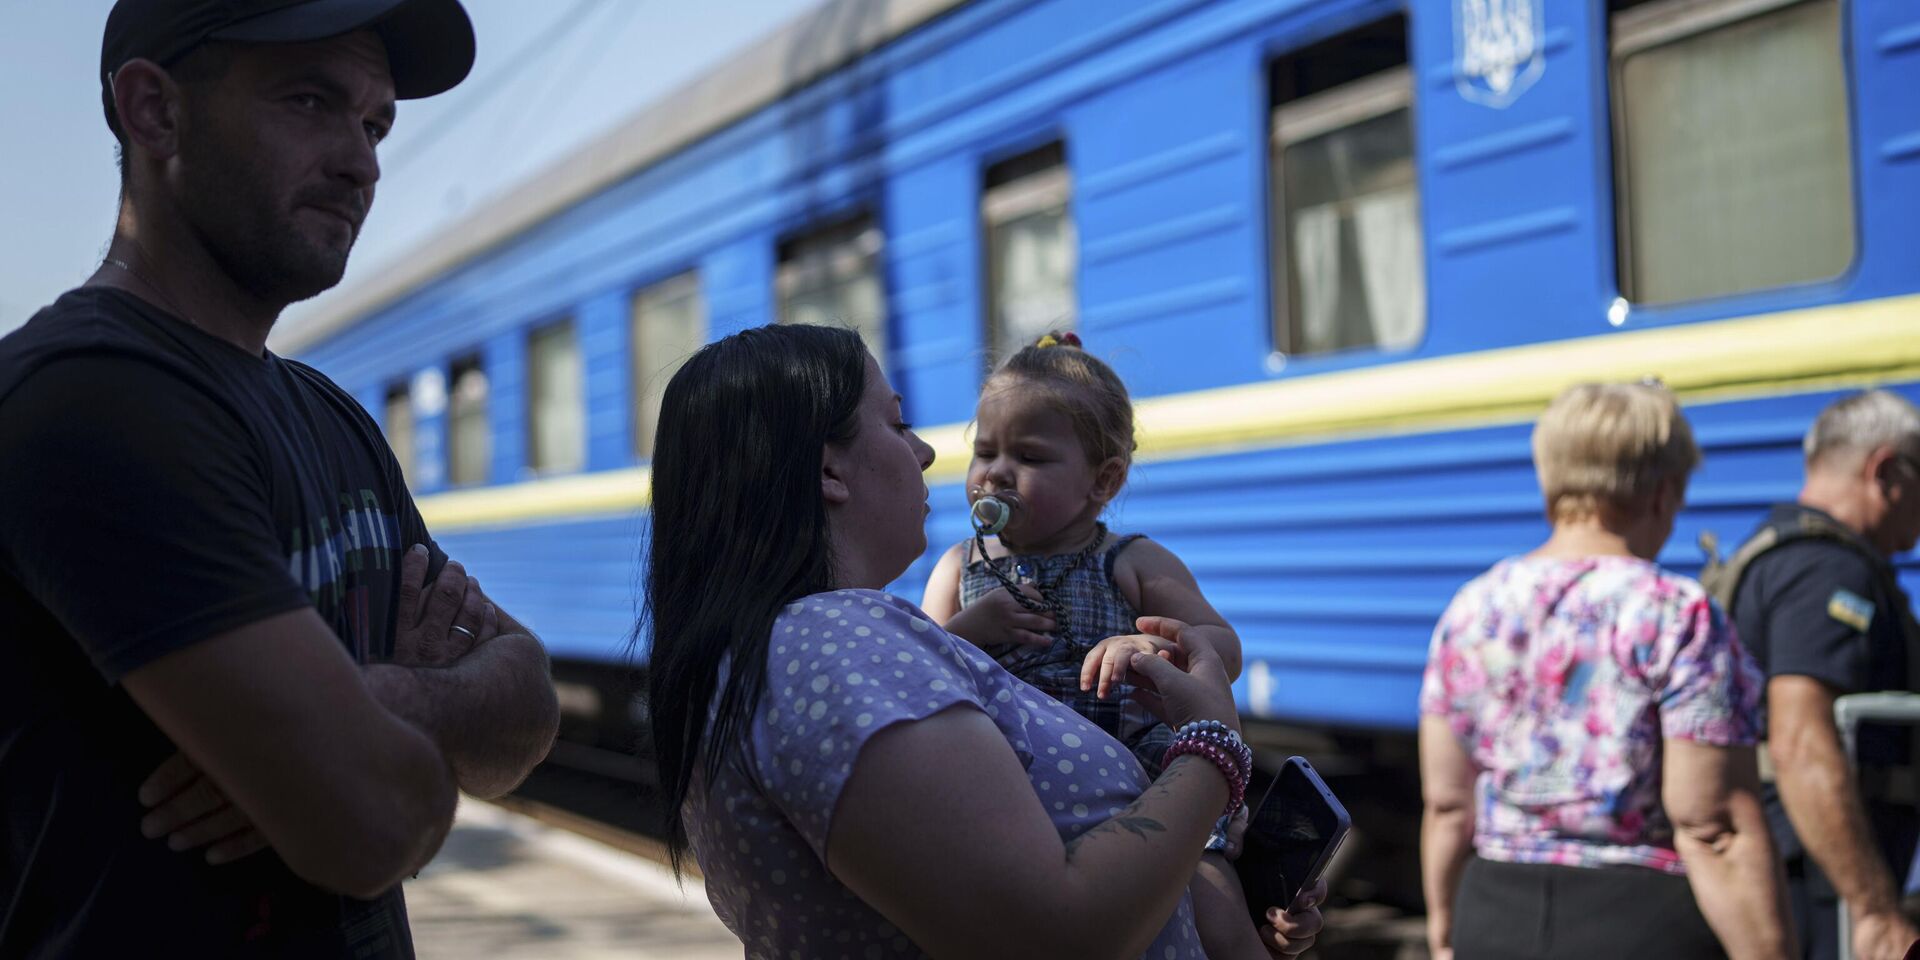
[
  {"x1": 1352, "y1": 187, "x2": 1424, "y2": 351},
  {"x1": 785, "y1": 296, "x2": 830, "y2": 329},
  {"x1": 448, "y1": 367, "x2": 490, "y2": 487},
  {"x1": 844, "y1": 271, "x2": 886, "y2": 363},
  {"x1": 1618, "y1": 0, "x2": 1851, "y2": 302},
  {"x1": 993, "y1": 208, "x2": 1075, "y2": 361},
  {"x1": 1291, "y1": 203, "x2": 1342, "y2": 355},
  {"x1": 634, "y1": 278, "x2": 706, "y2": 458},
  {"x1": 529, "y1": 328, "x2": 584, "y2": 475},
  {"x1": 778, "y1": 243, "x2": 885, "y2": 365},
  {"x1": 384, "y1": 390, "x2": 414, "y2": 484}
]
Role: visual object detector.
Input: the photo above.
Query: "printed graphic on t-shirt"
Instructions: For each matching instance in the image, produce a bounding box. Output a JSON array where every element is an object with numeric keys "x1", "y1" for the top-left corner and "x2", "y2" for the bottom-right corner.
[{"x1": 285, "y1": 487, "x2": 407, "y2": 662}]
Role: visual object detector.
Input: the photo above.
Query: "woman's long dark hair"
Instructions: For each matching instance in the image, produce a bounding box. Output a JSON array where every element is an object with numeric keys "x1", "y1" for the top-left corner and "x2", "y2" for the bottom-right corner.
[{"x1": 642, "y1": 323, "x2": 867, "y2": 876}]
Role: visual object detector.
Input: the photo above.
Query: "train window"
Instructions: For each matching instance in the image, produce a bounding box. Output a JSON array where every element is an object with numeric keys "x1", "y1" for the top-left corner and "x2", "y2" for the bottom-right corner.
[
  {"x1": 632, "y1": 272, "x2": 706, "y2": 459},
  {"x1": 1270, "y1": 16, "x2": 1423, "y2": 358},
  {"x1": 777, "y1": 216, "x2": 887, "y2": 365},
  {"x1": 383, "y1": 382, "x2": 414, "y2": 485},
  {"x1": 983, "y1": 142, "x2": 1075, "y2": 365},
  {"x1": 1610, "y1": 0, "x2": 1853, "y2": 304},
  {"x1": 527, "y1": 319, "x2": 585, "y2": 476},
  {"x1": 447, "y1": 355, "x2": 490, "y2": 487}
]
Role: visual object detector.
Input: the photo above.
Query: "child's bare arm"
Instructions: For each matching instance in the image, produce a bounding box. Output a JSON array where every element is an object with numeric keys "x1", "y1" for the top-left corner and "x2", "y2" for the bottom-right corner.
[
  {"x1": 1194, "y1": 853, "x2": 1270, "y2": 959},
  {"x1": 920, "y1": 543, "x2": 968, "y2": 623},
  {"x1": 1117, "y1": 539, "x2": 1243, "y2": 681}
]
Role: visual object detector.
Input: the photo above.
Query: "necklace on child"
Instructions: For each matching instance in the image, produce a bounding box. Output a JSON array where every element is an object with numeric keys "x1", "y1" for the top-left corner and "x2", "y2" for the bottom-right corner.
[{"x1": 974, "y1": 522, "x2": 1108, "y2": 636}]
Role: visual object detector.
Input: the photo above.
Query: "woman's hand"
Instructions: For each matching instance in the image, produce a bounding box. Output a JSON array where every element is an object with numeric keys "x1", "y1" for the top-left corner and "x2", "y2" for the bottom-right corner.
[
  {"x1": 1258, "y1": 879, "x2": 1328, "y2": 957},
  {"x1": 1123, "y1": 615, "x2": 1240, "y2": 735},
  {"x1": 1080, "y1": 632, "x2": 1180, "y2": 699},
  {"x1": 943, "y1": 584, "x2": 1055, "y2": 649}
]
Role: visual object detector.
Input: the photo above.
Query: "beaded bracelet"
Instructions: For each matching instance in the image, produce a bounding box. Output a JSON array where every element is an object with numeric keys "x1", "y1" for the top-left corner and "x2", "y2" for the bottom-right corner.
[
  {"x1": 1164, "y1": 740, "x2": 1248, "y2": 818},
  {"x1": 1173, "y1": 719, "x2": 1244, "y2": 746},
  {"x1": 1162, "y1": 720, "x2": 1252, "y2": 818},
  {"x1": 1172, "y1": 721, "x2": 1253, "y2": 777}
]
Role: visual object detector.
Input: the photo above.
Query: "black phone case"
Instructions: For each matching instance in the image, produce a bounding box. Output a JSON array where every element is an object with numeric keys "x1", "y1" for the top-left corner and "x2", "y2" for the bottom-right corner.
[{"x1": 1233, "y1": 757, "x2": 1350, "y2": 925}]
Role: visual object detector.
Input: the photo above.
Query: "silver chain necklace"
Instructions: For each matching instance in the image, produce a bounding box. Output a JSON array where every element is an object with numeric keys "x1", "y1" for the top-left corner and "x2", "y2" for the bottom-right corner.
[{"x1": 102, "y1": 256, "x2": 194, "y2": 324}]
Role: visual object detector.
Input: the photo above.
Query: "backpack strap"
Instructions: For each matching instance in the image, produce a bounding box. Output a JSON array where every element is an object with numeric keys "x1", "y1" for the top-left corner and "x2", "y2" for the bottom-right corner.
[
  {"x1": 1699, "y1": 526, "x2": 1781, "y2": 615},
  {"x1": 1700, "y1": 510, "x2": 1886, "y2": 615}
]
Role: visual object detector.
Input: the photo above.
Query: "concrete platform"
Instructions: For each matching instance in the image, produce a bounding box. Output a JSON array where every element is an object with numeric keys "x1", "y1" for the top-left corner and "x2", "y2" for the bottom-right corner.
[
  {"x1": 406, "y1": 797, "x2": 1430, "y2": 959},
  {"x1": 406, "y1": 800, "x2": 739, "y2": 959}
]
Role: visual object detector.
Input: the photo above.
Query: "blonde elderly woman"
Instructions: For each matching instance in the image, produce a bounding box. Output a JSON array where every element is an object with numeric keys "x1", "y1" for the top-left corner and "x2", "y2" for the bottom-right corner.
[{"x1": 1419, "y1": 383, "x2": 1794, "y2": 960}]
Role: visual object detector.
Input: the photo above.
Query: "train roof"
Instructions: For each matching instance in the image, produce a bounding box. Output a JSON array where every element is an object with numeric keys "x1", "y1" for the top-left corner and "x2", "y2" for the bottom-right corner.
[{"x1": 270, "y1": 0, "x2": 969, "y2": 355}]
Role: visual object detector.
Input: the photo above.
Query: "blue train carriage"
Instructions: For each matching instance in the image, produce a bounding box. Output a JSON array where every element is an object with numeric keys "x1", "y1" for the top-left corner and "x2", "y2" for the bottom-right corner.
[{"x1": 275, "y1": 0, "x2": 1920, "y2": 770}]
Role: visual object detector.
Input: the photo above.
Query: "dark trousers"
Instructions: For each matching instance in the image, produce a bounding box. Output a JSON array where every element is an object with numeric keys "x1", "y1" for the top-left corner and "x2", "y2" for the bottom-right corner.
[
  {"x1": 1452, "y1": 857, "x2": 1725, "y2": 959},
  {"x1": 1783, "y1": 855, "x2": 1841, "y2": 960}
]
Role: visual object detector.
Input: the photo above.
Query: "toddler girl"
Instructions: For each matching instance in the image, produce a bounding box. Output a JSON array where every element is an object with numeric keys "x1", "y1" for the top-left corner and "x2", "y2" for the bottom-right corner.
[{"x1": 922, "y1": 332, "x2": 1263, "y2": 957}]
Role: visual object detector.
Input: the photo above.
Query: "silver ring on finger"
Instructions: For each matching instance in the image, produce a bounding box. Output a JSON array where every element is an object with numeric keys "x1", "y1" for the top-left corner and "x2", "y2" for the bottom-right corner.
[{"x1": 450, "y1": 625, "x2": 477, "y2": 640}]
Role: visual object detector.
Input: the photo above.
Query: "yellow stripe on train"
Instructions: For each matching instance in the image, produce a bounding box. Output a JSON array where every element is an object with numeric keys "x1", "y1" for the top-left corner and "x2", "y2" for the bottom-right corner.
[{"x1": 418, "y1": 293, "x2": 1920, "y2": 533}]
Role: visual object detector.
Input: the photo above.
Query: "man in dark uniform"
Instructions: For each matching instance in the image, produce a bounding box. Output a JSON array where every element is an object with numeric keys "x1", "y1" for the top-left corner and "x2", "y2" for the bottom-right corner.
[
  {"x1": 0, "y1": 2, "x2": 559, "y2": 956},
  {"x1": 1715, "y1": 390, "x2": 1920, "y2": 960}
]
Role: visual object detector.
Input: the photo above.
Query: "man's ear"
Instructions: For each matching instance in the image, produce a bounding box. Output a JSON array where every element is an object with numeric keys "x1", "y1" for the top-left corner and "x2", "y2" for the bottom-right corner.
[
  {"x1": 112, "y1": 59, "x2": 186, "y2": 165},
  {"x1": 1090, "y1": 456, "x2": 1129, "y2": 504},
  {"x1": 1866, "y1": 443, "x2": 1912, "y2": 503},
  {"x1": 821, "y1": 444, "x2": 852, "y2": 506},
  {"x1": 1868, "y1": 446, "x2": 1901, "y2": 499}
]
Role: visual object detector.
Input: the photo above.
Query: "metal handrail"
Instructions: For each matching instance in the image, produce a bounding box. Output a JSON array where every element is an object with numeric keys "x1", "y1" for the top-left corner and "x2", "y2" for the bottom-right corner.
[{"x1": 1832, "y1": 692, "x2": 1920, "y2": 960}]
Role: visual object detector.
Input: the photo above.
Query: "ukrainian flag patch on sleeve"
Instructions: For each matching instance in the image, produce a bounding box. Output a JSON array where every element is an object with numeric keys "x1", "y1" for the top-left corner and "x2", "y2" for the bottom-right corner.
[{"x1": 1828, "y1": 588, "x2": 1875, "y2": 633}]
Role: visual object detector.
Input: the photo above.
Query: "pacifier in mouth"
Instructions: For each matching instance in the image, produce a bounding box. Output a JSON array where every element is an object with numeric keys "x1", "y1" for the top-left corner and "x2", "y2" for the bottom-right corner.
[{"x1": 969, "y1": 488, "x2": 1019, "y2": 536}]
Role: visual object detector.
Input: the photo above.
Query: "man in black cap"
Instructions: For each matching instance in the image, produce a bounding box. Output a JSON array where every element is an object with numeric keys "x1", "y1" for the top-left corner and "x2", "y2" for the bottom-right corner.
[{"x1": 0, "y1": 2, "x2": 558, "y2": 956}]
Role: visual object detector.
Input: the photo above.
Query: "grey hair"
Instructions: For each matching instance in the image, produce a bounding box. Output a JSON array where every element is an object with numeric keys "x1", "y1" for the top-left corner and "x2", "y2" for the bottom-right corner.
[{"x1": 1804, "y1": 390, "x2": 1920, "y2": 467}]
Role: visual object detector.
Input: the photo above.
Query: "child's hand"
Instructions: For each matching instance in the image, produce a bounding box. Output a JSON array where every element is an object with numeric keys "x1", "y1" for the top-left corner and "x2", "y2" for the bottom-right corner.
[
  {"x1": 1257, "y1": 879, "x2": 1327, "y2": 957},
  {"x1": 1114, "y1": 616, "x2": 1239, "y2": 734},
  {"x1": 943, "y1": 584, "x2": 1055, "y2": 649},
  {"x1": 1080, "y1": 632, "x2": 1178, "y2": 699}
]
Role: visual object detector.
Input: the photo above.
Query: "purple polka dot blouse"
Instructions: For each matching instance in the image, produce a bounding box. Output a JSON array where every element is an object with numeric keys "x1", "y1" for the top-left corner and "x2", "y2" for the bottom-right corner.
[{"x1": 685, "y1": 589, "x2": 1206, "y2": 960}]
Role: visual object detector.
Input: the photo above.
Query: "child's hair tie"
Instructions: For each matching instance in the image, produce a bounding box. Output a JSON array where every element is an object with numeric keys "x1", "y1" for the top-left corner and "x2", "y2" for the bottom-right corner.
[{"x1": 1035, "y1": 331, "x2": 1082, "y2": 349}]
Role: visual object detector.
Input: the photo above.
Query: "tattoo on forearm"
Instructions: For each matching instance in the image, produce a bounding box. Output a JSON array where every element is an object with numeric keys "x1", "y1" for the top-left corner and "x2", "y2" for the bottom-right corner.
[
  {"x1": 1142, "y1": 761, "x2": 1188, "y2": 801},
  {"x1": 1066, "y1": 814, "x2": 1168, "y2": 861},
  {"x1": 1110, "y1": 816, "x2": 1169, "y2": 841},
  {"x1": 1063, "y1": 762, "x2": 1190, "y2": 862}
]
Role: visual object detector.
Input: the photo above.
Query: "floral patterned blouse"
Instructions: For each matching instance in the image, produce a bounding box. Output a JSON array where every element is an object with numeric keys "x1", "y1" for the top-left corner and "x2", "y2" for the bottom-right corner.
[{"x1": 1419, "y1": 555, "x2": 1765, "y2": 874}]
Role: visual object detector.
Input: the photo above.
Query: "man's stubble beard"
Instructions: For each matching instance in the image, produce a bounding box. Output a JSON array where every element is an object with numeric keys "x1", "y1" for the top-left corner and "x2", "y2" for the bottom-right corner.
[{"x1": 177, "y1": 134, "x2": 357, "y2": 312}]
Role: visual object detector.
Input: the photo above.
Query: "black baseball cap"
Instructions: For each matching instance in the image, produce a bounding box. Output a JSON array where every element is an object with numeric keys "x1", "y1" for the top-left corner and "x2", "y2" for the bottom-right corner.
[{"x1": 101, "y1": 0, "x2": 476, "y2": 126}]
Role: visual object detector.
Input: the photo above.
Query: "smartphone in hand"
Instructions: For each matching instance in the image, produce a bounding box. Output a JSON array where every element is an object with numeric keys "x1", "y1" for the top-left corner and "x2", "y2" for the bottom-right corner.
[{"x1": 1234, "y1": 756, "x2": 1352, "y2": 922}]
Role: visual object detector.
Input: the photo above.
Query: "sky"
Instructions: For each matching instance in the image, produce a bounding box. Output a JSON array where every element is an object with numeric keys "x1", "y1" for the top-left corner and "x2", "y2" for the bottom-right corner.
[{"x1": 0, "y1": 0, "x2": 823, "y2": 336}]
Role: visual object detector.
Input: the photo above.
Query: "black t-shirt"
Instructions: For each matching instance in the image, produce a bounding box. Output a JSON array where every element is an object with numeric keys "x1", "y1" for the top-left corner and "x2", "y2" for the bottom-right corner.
[
  {"x1": 0, "y1": 288, "x2": 442, "y2": 958},
  {"x1": 1731, "y1": 503, "x2": 1916, "y2": 873}
]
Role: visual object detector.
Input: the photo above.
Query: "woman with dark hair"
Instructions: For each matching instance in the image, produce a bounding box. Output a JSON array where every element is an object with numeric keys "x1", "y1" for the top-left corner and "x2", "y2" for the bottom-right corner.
[{"x1": 644, "y1": 324, "x2": 1322, "y2": 959}]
